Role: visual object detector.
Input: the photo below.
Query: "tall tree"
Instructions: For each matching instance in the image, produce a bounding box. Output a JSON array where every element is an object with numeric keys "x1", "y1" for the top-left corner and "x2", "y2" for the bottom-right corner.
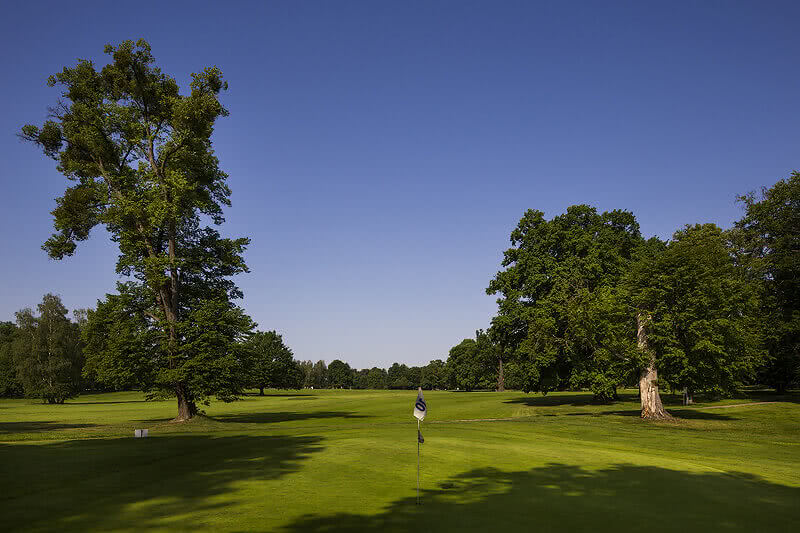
[
  {"x1": 298, "y1": 360, "x2": 314, "y2": 388},
  {"x1": 387, "y1": 362, "x2": 412, "y2": 389},
  {"x1": 245, "y1": 331, "x2": 300, "y2": 394},
  {"x1": 12, "y1": 294, "x2": 83, "y2": 404},
  {"x1": 327, "y1": 359, "x2": 353, "y2": 388},
  {"x1": 421, "y1": 359, "x2": 446, "y2": 390},
  {"x1": 311, "y1": 360, "x2": 328, "y2": 389},
  {"x1": 0, "y1": 322, "x2": 22, "y2": 397},
  {"x1": 630, "y1": 225, "x2": 764, "y2": 415},
  {"x1": 446, "y1": 335, "x2": 496, "y2": 391},
  {"x1": 365, "y1": 367, "x2": 388, "y2": 389},
  {"x1": 21, "y1": 40, "x2": 250, "y2": 419},
  {"x1": 487, "y1": 206, "x2": 641, "y2": 400},
  {"x1": 735, "y1": 172, "x2": 800, "y2": 392}
]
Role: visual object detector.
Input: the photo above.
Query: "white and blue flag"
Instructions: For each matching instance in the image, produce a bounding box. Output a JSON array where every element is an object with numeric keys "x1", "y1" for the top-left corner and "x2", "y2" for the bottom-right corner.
[{"x1": 413, "y1": 387, "x2": 427, "y2": 421}]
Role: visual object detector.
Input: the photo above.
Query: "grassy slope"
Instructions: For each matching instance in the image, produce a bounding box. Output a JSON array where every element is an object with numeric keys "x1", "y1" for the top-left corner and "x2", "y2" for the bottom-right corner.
[{"x1": 1, "y1": 389, "x2": 798, "y2": 532}]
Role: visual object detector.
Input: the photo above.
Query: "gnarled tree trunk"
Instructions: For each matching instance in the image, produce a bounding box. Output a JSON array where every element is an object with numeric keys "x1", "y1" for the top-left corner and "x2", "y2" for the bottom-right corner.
[
  {"x1": 175, "y1": 384, "x2": 198, "y2": 421},
  {"x1": 637, "y1": 313, "x2": 672, "y2": 420}
]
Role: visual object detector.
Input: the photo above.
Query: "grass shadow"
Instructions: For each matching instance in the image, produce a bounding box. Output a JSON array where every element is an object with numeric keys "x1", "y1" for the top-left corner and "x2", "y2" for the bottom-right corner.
[
  {"x1": 0, "y1": 434, "x2": 324, "y2": 531},
  {"x1": 244, "y1": 392, "x2": 315, "y2": 397},
  {"x1": 599, "y1": 409, "x2": 737, "y2": 421},
  {"x1": 213, "y1": 411, "x2": 367, "y2": 424},
  {"x1": 504, "y1": 392, "x2": 641, "y2": 407},
  {"x1": 282, "y1": 463, "x2": 799, "y2": 532},
  {"x1": 66, "y1": 400, "x2": 150, "y2": 405},
  {"x1": 0, "y1": 421, "x2": 99, "y2": 434}
]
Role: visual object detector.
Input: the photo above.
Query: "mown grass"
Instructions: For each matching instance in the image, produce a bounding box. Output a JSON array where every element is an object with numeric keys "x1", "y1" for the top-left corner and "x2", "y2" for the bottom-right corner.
[{"x1": 1, "y1": 389, "x2": 798, "y2": 532}]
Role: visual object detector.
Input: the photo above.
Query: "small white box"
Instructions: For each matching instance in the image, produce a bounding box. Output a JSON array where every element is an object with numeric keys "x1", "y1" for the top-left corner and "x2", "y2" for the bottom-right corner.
[
  {"x1": 134, "y1": 429, "x2": 142, "y2": 438},
  {"x1": 141, "y1": 429, "x2": 149, "y2": 437}
]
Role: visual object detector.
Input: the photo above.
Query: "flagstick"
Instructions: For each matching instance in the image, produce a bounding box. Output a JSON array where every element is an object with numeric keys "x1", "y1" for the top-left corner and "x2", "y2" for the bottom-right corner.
[{"x1": 417, "y1": 418, "x2": 421, "y2": 505}]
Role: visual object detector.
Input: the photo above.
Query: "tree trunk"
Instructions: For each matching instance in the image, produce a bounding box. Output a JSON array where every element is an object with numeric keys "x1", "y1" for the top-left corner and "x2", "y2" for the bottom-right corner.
[
  {"x1": 497, "y1": 358, "x2": 505, "y2": 392},
  {"x1": 637, "y1": 313, "x2": 672, "y2": 420},
  {"x1": 259, "y1": 387, "x2": 264, "y2": 396},
  {"x1": 175, "y1": 384, "x2": 197, "y2": 421}
]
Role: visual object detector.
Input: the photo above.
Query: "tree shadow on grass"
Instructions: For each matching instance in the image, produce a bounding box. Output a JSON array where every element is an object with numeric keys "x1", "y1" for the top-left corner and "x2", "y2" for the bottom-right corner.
[
  {"x1": 0, "y1": 433, "x2": 324, "y2": 531},
  {"x1": 504, "y1": 392, "x2": 641, "y2": 408},
  {"x1": 66, "y1": 400, "x2": 149, "y2": 405},
  {"x1": 505, "y1": 393, "x2": 741, "y2": 420},
  {"x1": 0, "y1": 421, "x2": 99, "y2": 434},
  {"x1": 283, "y1": 463, "x2": 799, "y2": 533},
  {"x1": 135, "y1": 411, "x2": 368, "y2": 425},
  {"x1": 243, "y1": 391, "x2": 315, "y2": 397},
  {"x1": 600, "y1": 408, "x2": 737, "y2": 421},
  {"x1": 213, "y1": 411, "x2": 368, "y2": 424}
]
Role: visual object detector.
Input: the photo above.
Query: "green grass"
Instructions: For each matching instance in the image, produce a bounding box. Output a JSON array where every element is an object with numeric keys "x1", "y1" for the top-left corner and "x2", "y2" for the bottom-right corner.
[{"x1": 1, "y1": 389, "x2": 799, "y2": 532}]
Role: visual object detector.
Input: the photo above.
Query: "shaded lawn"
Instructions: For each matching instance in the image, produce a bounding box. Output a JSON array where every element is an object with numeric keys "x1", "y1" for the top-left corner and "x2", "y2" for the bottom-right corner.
[
  {"x1": 0, "y1": 389, "x2": 798, "y2": 532},
  {"x1": 0, "y1": 434, "x2": 324, "y2": 532},
  {"x1": 284, "y1": 464, "x2": 799, "y2": 533}
]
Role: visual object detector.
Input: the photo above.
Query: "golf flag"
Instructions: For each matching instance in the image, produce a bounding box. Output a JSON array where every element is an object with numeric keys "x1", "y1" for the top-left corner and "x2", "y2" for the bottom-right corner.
[{"x1": 413, "y1": 387, "x2": 427, "y2": 421}]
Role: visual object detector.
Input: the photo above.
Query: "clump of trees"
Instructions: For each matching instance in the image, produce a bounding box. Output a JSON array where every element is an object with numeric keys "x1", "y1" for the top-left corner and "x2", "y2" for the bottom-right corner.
[
  {"x1": 1, "y1": 295, "x2": 83, "y2": 403},
  {"x1": 463, "y1": 173, "x2": 797, "y2": 418},
  {"x1": 245, "y1": 331, "x2": 302, "y2": 394}
]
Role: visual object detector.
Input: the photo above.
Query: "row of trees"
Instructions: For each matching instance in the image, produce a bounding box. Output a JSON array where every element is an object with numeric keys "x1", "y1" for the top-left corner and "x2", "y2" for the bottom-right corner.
[
  {"x1": 0, "y1": 293, "x2": 303, "y2": 403},
  {"x1": 293, "y1": 360, "x2": 449, "y2": 391},
  {"x1": 442, "y1": 172, "x2": 798, "y2": 418}
]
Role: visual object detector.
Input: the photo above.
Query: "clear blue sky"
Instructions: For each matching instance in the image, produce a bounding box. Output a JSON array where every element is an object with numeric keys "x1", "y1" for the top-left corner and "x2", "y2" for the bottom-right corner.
[{"x1": 1, "y1": 1, "x2": 798, "y2": 368}]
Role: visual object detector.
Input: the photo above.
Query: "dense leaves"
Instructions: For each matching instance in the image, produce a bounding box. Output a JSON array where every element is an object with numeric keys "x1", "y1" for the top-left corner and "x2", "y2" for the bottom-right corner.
[
  {"x1": 445, "y1": 333, "x2": 497, "y2": 391},
  {"x1": 486, "y1": 206, "x2": 641, "y2": 400},
  {"x1": 21, "y1": 40, "x2": 250, "y2": 418},
  {"x1": 630, "y1": 225, "x2": 764, "y2": 396},
  {"x1": 0, "y1": 322, "x2": 22, "y2": 397},
  {"x1": 83, "y1": 284, "x2": 255, "y2": 404},
  {"x1": 735, "y1": 172, "x2": 800, "y2": 392},
  {"x1": 11, "y1": 295, "x2": 83, "y2": 403},
  {"x1": 244, "y1": 331, "x2": 302, "y2": 393}
]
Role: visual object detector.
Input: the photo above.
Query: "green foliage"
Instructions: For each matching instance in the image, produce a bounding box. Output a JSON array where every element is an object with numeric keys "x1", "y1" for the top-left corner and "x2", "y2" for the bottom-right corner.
[
  {"x1": 387, "y1": 362, "x2": 411, "y2": 389},
  {"x1": 735, "y1": 172, "x2": 800, "y2": 391},
  {"x1": 83, "y1": 283, "x2": 255, "y2": 404},
  {"x1": 327, "y1": 359, "x2": 353, "y2": 388},
  {"x1": 420, "y1": 359, "x2": 447, "y2": 390},
  {"x1": 0, "y1": 322, "x2": 23, "y2": 397},
  {"x1": 311, "y1": 360, "x2": 328, "y2": 389},
  {"x1": 21, "y1": 40, "x2": 250, "y2": 417},
  {"x1": 446, "y1": 334, "x2": 496, "y2": 391},
  {"x1": 298, "y1": 360, "x2": 314, "y2": 388},
  {"x1": 487, "y1": 206, "x2": 641, "y2": 398},
  {"x1": 245, "y1": 331, "x2": 301, "y2": 392},
  {"x1": 11, "y1": 294, "x2": 83, "y2": 403},
  {"x1": 365, "y1": 367, "x2": 388, "y2": 389},
  {"x1": 630, "y1": 224, "x2": 765, "y2": 396},
  {"x1": 82, "y1": 285, "x2": 157, "y2": 391}
]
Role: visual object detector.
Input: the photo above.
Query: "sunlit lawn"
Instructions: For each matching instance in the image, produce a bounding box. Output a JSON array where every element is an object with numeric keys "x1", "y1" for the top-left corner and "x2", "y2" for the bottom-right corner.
[{"x1": 1, "y1": 388, "x2": 799, "y2": 532}]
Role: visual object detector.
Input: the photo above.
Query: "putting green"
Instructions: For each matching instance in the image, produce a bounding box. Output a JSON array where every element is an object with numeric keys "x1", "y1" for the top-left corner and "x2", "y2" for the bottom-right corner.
[{"x1": 1, "y1": 389, "x2": 798, "y2": 532}]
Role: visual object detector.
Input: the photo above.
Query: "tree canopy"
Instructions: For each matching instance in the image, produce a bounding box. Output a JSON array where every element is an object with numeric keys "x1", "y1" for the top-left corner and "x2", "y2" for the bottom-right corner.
[
  {"x1": 244, "y1": 331, "x2": 301, "y2": 394},
  {"x1": 12, "y1": 294, "x2": 83, "y2": 404},
  {"x1": 735, "y1": 172, "x2": 800, "y2": 392},
  {"x1": 629, "y1": 224, "x2": 764, "y2": 398},
  {"x1": 486, "y1": 206, "x2": 641, "y2": 400},
  {"x1": 21, "y1": 40, "x2": 250, "y2": 419}
]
